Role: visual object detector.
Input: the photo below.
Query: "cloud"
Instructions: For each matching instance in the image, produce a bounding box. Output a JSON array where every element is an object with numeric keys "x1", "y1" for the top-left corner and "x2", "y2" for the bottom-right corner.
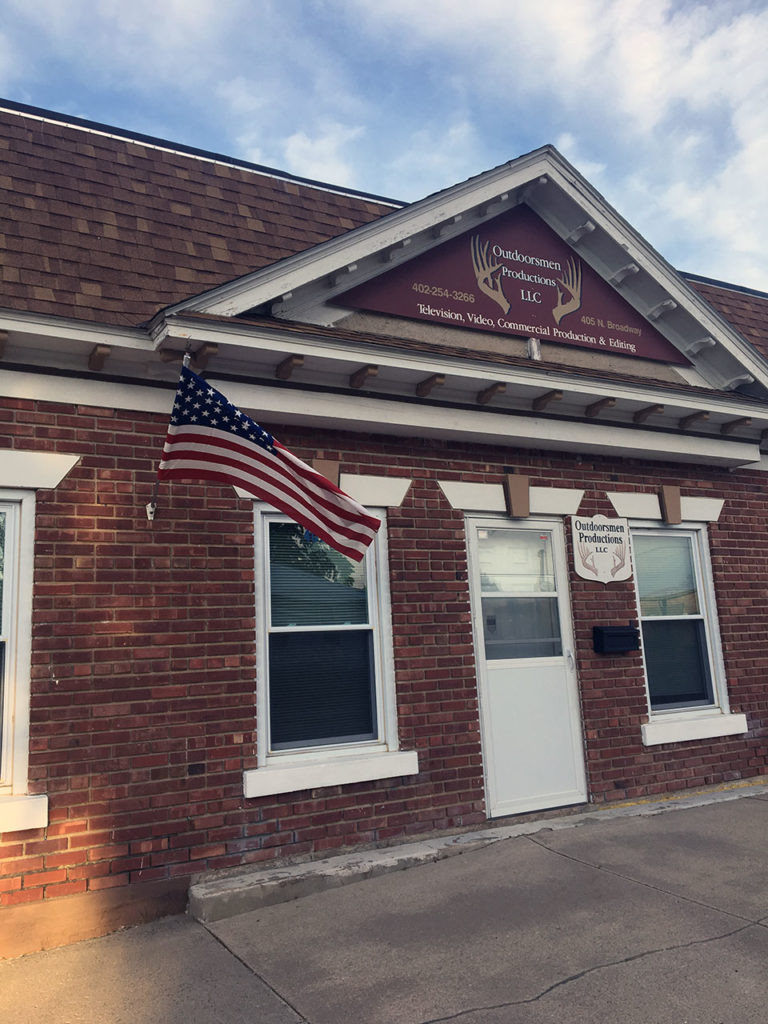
[
  {"x1": 0, "y1": 0, "x2": 766, "y2": 286},
  {"x1": 241, "y1": 121, "x2": 366, "y2": 186}
]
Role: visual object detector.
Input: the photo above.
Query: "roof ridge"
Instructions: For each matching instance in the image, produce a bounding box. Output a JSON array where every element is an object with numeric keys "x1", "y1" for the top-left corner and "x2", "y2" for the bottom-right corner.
[
  {"x1": 0, "y1": 96, "x2": 405, "y2": 209},
  {"x1": 682, "y1": 272, "x2": 768, "y2": 301}
]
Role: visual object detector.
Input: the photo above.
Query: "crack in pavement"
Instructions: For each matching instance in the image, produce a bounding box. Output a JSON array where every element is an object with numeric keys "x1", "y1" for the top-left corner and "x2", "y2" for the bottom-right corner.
[
  {"x1": 205, "y1": 924, "x2": 310, "y2": 1023},
  {"x1": 418, "y1": 921, "x2": 758, "y2": 1024},
  {"x1": 525, "y1": 833, "x2": 767, "y2": 926}
]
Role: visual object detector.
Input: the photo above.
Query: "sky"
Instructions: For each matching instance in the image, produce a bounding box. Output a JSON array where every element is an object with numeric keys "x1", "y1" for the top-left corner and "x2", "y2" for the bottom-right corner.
[{"x1": 1, "y1": 0, "x2": 767, "y2": 290}]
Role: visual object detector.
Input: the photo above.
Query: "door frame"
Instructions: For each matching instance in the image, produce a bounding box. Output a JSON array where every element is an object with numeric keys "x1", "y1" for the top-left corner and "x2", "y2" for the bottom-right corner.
[{"x1": 466, "y1": 514, "x2": 588, "y2": 817}]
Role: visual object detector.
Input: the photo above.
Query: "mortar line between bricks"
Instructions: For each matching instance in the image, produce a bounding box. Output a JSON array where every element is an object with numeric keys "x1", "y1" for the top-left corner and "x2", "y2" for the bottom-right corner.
[
  {"x1": 202, "y1": 923, "x2": 311, "y2": 1024},
  {"x1": 418, "y1": 921, "x2": 758, "y2": 1024},
  {"x1": 524, "y1": 834, "x2": 764, "y2": 926}
]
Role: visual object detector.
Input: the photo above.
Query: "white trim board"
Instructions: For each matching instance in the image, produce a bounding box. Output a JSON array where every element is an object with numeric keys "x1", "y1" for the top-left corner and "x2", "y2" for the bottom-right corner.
[
  {"x1": 438, "y1": 481, "x2": 584, "y2": 515},
  {"x1": 1, "y1": 370, "x2": 761, "y2": 469},
  {"x1": 607, "y1": 493, "x2": 725, "y2": 521},
  {"x1": 642, "y1": 713, "x2": 747, "y2": 746},
  {"x1": 243, "y1": 750, "x2": 419, "y2": 799},
  {"x1": 0, "y1": 451, "x2": 80, "y2": 489}
]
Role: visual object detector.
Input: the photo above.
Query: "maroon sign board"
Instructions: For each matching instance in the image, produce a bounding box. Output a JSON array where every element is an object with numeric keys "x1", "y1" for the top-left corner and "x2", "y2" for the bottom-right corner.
[{"x1": 334, "y1": 205, "x2": 688, "y2": 365}]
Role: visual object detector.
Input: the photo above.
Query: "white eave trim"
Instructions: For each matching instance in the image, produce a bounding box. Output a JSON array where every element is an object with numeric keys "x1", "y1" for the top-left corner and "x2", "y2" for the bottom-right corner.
[
  {"x1": 0, "y1": 367, "x2": 761, "y2": 468},
  {"x1": 163, "y1": 151, "x2": 557, "y2": 318},
  {"x1": 216, "y1": 380, "x2": 760, "y2": 468}
]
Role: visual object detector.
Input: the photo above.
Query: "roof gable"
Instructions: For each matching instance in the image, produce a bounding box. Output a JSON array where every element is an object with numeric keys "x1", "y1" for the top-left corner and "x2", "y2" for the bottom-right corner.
[{"x1": 166, "y1": 146, "x2": 768, "y2": 395}]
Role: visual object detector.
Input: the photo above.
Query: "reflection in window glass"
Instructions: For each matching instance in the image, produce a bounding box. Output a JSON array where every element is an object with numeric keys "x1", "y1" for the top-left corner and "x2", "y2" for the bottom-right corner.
[
  {"x1": 0, "y1": 510, "x2": 5, "y2": 622},
  {"x1": 269, "y1": 522, "x2": 368, "y2": 627},
  {"x1": 477, "y1": 529, "x2": 555, "y2": 594},
  {"x1": 634, "y1": 534, "x2": 699, "y2": 617},
  {"x1": 267, "y1": 520, "x2": 377, "y2": 750},
  {"x1": 634, "y1": 531, "x2": 714, "y2": 710},
  {"x1": 482, "y1": 596, "x2": 562, "y2": 659}
]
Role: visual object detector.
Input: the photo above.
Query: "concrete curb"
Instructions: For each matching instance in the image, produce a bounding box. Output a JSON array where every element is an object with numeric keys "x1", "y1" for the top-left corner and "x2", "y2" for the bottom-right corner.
[{"x1": 188, "y1": 777, "x2": 768, "y2": 923}]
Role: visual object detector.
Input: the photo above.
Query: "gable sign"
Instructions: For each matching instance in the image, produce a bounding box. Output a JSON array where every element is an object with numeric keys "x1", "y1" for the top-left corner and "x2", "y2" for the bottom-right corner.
[{"x1": 335, "y1": 205, "x2": 687, "y2": 364}]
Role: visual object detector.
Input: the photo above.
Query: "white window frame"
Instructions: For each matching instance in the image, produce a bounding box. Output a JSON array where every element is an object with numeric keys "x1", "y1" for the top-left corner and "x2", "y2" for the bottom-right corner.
[
  {"x1": 0, "y1": 452, "x2": 79, "y2": 832},
  {"x1": 631, "y1": 521, "x2": 747, "y2": 746},
  {"x1": 244, "y1": 504, "x2": 417, "y2": 798},
  {"x1": 0, "y1": 491, "x2": 48, "y2": 830}
]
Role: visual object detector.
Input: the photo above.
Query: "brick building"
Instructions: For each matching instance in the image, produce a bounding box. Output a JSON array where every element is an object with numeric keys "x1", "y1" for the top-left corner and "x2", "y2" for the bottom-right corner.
[{"x1": 2, "y1": 99, "x2": 767, "y2": 953}]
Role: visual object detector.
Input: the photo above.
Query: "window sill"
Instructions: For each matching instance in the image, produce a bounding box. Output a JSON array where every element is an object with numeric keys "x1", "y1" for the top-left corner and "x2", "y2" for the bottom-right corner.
[
  {"x1": 243, "y1": 749, "x2": 419, "y2": 798},
  {"x1": 0, "y1": 794, "x2": 48, "y2": 833},
  {"x1": 641, "y1": 712, "x2": 748, "y2": 747}
]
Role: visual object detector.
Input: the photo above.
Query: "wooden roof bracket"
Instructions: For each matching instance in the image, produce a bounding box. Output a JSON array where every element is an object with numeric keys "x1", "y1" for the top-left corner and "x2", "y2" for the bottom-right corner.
[
  {"x1": 476, "y1": 382, "x2": 506, "y2": 405},
  {"x1": 87, "y1": 344, "x2": 111, "y2": 372},
  {"x1": 565, "y1": 220, "x2": 595, "y2": 246},
  {"x1": 350, "y1": 365, "x2": 378, "y2": 389},
  {"x1": 633, "y1": 404, "x2": 664, "y2": 424},
  {"x1": 532, "y1": 389, "x2": 562, "y2": 412},
  {"x1": 720, "y1": 417, "x2": 752, "y2": 435},
  {"x1": 585, "y1": 397, "x2": 616, "y2": 418},
  {"x1": 678, "y1": 411, "x2": 709, "y2": 430},
  {"x1": 416, "y1": 373, "x2": 445, "y2": 398},
  {"x1": 647, "y1": 299, "x2": 678, "y2": 321},
  {"x1": 609, "y1": 262, "x2": 640, "y2": 286},
  {"x1": 275, "y1": 354, "x2": 304, "y2": 380},
  {"x1": 191, "y1": 343, "x2": 218, "y2": 371}
]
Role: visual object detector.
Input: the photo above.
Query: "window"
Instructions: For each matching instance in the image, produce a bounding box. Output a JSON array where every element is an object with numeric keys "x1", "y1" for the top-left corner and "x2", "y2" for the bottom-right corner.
[
  {"x1": 267, "y1": 520, "x2": 378, "y2": 750},
  {"x1": 477, "y1": 527, "x2": 562, "y2": 660},
  {"x1": 632, "y1": 524, "x2": 747, "y2": 745},
  {"x1": 244, "y1": 508, "x2": 417, "y2": 798},
  {"x1": 0, "y1": 492, "x2": 48, "y2": 830},
  {"x1": 0, "y1": 451, "x2": 79, "y2": 831}
]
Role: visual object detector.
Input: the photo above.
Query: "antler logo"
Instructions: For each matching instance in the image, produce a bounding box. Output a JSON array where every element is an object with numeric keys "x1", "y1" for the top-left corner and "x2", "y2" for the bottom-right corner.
[
  {"x1": 552, "y1": 257, "x2": 582, "y2": 325},
  {"x1": 470, "y1": 235, "x2": 510, "y2": 314},
  {"x1": 572, "y1": 515, "x2": 633, "y2": 585}
]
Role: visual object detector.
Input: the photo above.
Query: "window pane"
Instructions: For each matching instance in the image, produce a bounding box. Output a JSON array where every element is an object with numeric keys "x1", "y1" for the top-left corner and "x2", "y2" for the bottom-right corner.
[
  {"x1": 269, "y1": 630, "x2": 376, "y2": 748},
  {"x1": 481, "y1": 596, "x2": 562, "y2": 659},
  {"x1": 642, "y1": 619, "x2": 713, "y2": 707},
  {"x1": 0, "y1": 509, "x2": 5, "y2": 623},
  {"x1": 635, "y1": 534, "x2": 699, "y2": 617},
  {"x1": 477, "y1": 529, "x2": 556, "y2": 593},
  {"x1": 269, "y1": 522, "x2": 368, "y2": 626}
]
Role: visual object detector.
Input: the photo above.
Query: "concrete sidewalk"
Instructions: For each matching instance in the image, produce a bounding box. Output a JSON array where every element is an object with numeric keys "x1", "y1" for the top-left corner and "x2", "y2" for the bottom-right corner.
[{"x1": 2, "y1": 783, "x2": 768, "y2": 1023}]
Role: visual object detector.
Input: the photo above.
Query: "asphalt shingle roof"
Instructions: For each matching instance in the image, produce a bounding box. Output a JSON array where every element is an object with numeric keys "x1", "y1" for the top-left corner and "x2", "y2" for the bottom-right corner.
[
  {"x1": 1, "y1": 100, "x2": 766, "y2": 365},
  {"x1": 0, "y1": 104, "x2": 398, "y2": 327}
]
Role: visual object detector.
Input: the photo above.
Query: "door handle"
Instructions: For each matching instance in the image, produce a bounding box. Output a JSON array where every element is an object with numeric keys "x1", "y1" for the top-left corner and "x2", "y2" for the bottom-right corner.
[{"x1": 566, "y1": 649, "x2": 576, "y2": 671}]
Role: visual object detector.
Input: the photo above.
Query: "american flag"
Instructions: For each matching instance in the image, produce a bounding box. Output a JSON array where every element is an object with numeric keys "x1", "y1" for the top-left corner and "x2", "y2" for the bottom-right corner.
[{"x1": 158, "y1": 365, "x2": 381, "y2": 562}]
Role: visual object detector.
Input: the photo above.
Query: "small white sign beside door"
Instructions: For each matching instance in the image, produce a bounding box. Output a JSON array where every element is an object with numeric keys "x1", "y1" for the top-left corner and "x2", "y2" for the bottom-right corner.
[{"x1": 572, "y1": 514, "x2": 632, "y2": 584}]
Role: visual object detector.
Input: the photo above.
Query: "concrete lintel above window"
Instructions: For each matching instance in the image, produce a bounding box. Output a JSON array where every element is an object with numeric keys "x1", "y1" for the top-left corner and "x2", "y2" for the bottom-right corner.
[
  {"x1": 0, "y1": 451, "x2": 80, "y2": 489},
  {"x1": 642, "y1": 712, "x2": 748, "y2": 747},
  {"x1": 235, "y1": 474, "x2": 412, "y2": 508},
  {"x1": 243, "y1": 750, "x2": 419, "y2": 799},
  {"x1": 0, "y1": 794, "x2": 48, "y2": 832},
  {"x1": 438, "y1": 481, "x2": 584, "y2": 516},
  {"x1": 607, "y1": 492, "x2": 724, "y2": 522}
]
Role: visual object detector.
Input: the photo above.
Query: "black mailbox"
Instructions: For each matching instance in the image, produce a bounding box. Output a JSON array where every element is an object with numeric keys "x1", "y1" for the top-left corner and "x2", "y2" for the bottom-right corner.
[{"x1": 593, "y1": 624, "x2": 640, "y2": 654}]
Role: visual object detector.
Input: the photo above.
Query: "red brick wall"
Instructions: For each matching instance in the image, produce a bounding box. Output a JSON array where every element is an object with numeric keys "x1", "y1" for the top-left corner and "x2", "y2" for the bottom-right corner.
[{"x1": 2, "y1": 394, "x2": 767, "y2": 909}]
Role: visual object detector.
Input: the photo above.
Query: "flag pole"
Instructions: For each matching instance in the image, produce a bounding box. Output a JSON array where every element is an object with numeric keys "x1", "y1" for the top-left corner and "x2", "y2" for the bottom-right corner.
[{"x1": 147, "y1": 348, "x2": 191, "y2": 521}]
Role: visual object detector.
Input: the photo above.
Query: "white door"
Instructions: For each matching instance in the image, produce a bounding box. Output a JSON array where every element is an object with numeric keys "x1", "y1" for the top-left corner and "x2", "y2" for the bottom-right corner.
[{"x1": 469, "y1": 518, "x2": 587, "y2": 817}]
